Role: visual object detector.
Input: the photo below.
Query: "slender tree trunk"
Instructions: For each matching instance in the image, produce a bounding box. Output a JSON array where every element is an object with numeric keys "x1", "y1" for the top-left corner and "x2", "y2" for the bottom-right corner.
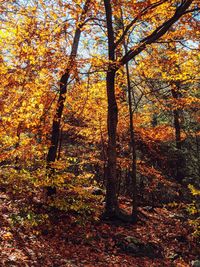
[
  {"x1": 171, "y1": 85, "x2": 185, "y2": 183},
  {"x1": 46, "y1": 0, "x2": 90, "y2": 196},
  {"x1": 125, "y1": 60, "x2": 137, "y2": 220},
  {"x1": 57, "y1": 126, "x2": 63, "y2": 160},
  {"x1": 103, "y1": 0, "x2": 119, "y2": 217},
  {"x1": 99, "y1": 116, "x2": 107, "y2": 185},
  {"x1": 119, "y1": 5, "x2": 137, "y2": 219},
  {"x1": 195, "y1": 133, "x2": 200, "y2": 176},
  {"x1": 15, "y1": 123, "x2": 21, "y2": 170}
]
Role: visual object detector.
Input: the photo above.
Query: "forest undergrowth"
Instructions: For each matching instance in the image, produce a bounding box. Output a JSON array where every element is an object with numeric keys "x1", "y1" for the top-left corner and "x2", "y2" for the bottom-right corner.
[{"x1": 0, "y1": 176, "x2": 199, "y2": 267}]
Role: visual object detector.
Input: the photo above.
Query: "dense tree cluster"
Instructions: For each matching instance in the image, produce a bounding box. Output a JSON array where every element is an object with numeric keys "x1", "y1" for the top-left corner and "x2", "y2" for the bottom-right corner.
[{"x1": 0, "y1": 0, "x2": 199, "y2": 232}]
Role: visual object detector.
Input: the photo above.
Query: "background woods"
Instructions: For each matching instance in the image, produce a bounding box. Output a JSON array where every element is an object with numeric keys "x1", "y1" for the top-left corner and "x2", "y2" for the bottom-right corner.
[{"x1": 0, "y1": 0, "x2": 200, "y2": 266}]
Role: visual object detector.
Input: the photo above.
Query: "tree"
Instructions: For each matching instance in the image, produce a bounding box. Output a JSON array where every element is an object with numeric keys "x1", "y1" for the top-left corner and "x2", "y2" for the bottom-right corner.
[
  {"x1": 46, "y1": 0, "x2": 91, "y2": 196},
  {"x1": 103, "y1": 0, "x2": 196, "y2": 220},
  {"x1": 0, "y1": 0, "x2": 199, "y2": 222}
]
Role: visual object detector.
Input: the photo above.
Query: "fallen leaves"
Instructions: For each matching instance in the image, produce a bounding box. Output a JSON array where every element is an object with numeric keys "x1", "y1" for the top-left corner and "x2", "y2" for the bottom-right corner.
[{"x1": 0, "y1": 184, "x2": 199, "y2": 266}]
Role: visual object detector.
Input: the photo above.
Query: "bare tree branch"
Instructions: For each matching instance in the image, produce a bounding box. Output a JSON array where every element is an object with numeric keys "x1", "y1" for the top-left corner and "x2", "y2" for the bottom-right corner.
[{"x1": 119, "y1": 0, "x2": 194, "y2": 67}]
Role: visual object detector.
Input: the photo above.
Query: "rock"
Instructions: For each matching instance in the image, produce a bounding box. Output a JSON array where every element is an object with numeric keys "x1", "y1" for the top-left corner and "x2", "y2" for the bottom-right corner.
[
  {"x1": 124, "y1": 236, "x2": 142, "y2": 245},
  {"x1": 126, "y1": 243, "x2": 140, "y2": 254},
  {"x1": 117, "y1": 235, "x2": 162, "y2": 258},
  {"x1": 192, "y1": 260, "x2": 200, "y2": 267},
  {"x1": 143, "y1": 242, "x2": 158, "y2": 257}
]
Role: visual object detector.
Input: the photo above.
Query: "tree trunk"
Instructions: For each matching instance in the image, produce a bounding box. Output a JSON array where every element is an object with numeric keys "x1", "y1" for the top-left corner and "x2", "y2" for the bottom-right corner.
[
  {"x1": 103, "y1": 0, "x2": 119, "y2": 217},
  {"x1": 105, "y1": 69, "x2": 119, "y2": 216},
  {"x1": 125, "y1": 60, "x2": 137, "y2": 220},
  {"x1": 103, "y1": 0, "x2": 193, "y2": 218},
  {"x1": 46, "y1": 0, "x2": 90, "y2": 196},
  {"x1": 171, "y1": 85, "x2": 185, "y2": 183},
  {"x1": 195, "y1": 133, "x2": 200, "y2": 176}
]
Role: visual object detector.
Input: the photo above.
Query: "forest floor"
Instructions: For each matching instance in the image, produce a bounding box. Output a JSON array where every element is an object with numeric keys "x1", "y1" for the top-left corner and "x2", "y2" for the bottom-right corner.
[{"x1": 0, "y1": 184, "x2": 199, "y2": 267}]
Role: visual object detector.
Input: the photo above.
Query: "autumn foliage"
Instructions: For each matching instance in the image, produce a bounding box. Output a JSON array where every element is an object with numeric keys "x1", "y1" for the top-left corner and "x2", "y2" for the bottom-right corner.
[{"x1": 0, "y1": 0, "x2": 200, "y2": 266}]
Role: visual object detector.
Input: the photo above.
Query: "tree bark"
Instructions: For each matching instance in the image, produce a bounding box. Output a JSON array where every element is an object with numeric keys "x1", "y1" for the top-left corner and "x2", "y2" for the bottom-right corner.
[
  {"x1": 105, "y1": 69, "x2": 119, "y2": 215},
  {"x1": 171, "y1": 85, "x2": 185, "y2": 183},
  {"x1": 120, "y1": 4, "x2": 138, "y2": 219},
  {"x1": 103, "y1": 0, "x2": 119, "y2": 217},
  {"x1": 125, "y1": 60, "x2": 137, "y2": 220},
  {"x1": 46, "y1": 0, "x2": 90, "y2": 196},
  {"x1": 120, "y1": 0, "x2": 194, "y2": 67},
  {"x1": 102, "y1": 0, "x2": 193, "y2": 219}
]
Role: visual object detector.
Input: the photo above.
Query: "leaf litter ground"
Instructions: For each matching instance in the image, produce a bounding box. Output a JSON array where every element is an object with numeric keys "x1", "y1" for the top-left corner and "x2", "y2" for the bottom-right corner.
[{"x1": 0, "y1": 186, "x2": 199, "y2": 267}]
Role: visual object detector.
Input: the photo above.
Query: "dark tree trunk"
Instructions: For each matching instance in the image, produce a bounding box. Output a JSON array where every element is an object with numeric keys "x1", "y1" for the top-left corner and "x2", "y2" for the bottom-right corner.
[
  {"x1": 103, "y1": 0, "x2": 119, "y2": 217},
  {"x1": 125, "y1": 60, "x2": 137, "y2": 220},
  {"x1": 195, "y1": 134, "x2": 200, "y2": 176},
  {"x1": 99, "y1": 116, "x2": 107, "y2": 185},
  {"x1": 15, "y1": 123, "x2": 21, "y2": 171},
  {"x1": 120, "y1": 7, "x2": 137, "y2": 220},
  {"x1": 105, "y1": 69, "x2": 119, "y2": 216},
  {"x1": 171, "y1": 85, "x2": 185, "y2": 183},
  {"x1": 103, "y1": 0, "x2": 193, "y2": 218},
  {"x1": 47, "y1": 72, "x2": 70, "y2": 163},
  {"x1": 46, "y1": 0, "x2": 90, "y2": 196}
]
